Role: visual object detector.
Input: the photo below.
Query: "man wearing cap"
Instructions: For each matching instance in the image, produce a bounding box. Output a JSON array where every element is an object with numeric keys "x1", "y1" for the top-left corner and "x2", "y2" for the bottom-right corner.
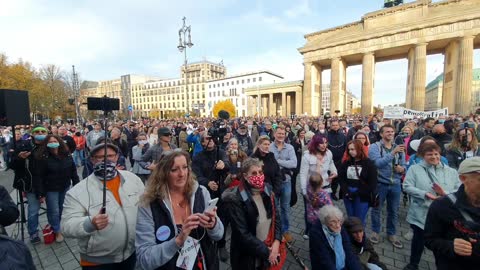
[
  {"x1": 142, "y1": 127, "x2": 177, "y2": 169},
  {"x1": 235, "y1": 124, "x2": 253, "y2": 155},
  {"x1": 9, "y1": 125, "x2": 49, "y2": 244},
  {"x1": 62, "y1": 143, "x2": 144, "y2": 269},
  {"x1": 424, "y1": 157, "x2": 480, "y2": 269}
]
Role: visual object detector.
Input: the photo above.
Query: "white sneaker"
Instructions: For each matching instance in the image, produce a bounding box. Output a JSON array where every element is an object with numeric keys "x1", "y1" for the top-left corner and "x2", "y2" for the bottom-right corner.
[{"x1": 302, "y1": 234, "x2": 309, "y2": 240}]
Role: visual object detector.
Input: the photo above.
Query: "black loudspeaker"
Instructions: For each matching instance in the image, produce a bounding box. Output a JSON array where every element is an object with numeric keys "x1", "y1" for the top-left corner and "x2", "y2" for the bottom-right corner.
[
  {"x1": 0, "y1": 89, "x2": 31, "y2": 126},
  {"x1": 87, "y1": 96, "x2": 120, "y2": 111}
]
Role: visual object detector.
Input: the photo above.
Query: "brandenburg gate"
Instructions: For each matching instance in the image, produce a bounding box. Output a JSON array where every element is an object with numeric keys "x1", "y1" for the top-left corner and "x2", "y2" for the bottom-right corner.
[{"x1": 299, "y1": 0, "x2": 480, "y2": 116}]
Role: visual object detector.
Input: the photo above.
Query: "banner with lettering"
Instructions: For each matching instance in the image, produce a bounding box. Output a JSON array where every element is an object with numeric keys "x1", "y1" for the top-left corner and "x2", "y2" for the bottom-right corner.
[{"x1": 383, "y1": 107, "x2": 448, "y2": 119}]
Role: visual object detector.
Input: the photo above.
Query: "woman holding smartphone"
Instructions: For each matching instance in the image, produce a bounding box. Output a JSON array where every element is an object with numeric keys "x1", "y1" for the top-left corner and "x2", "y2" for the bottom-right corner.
[{"x1": 135, "y1": 150, "x2": 224, "y2": 270}]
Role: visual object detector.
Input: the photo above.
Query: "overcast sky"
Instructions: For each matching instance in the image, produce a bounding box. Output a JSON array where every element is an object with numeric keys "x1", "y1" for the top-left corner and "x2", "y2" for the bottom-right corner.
[{"x1": 1, "y1": 0, "x2": 479, "y2": 106}]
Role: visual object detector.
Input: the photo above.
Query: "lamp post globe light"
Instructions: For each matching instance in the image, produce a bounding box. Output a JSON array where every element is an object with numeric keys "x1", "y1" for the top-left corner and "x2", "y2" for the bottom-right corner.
[{"x1": 177, "y1": 16, "x2": 194, "y2": 114}]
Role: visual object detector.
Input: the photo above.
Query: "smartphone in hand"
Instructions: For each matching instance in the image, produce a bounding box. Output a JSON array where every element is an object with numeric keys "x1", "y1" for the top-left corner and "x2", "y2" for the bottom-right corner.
[{"x1": 205, "y1": 198, "x2": 219, "y2": 213}]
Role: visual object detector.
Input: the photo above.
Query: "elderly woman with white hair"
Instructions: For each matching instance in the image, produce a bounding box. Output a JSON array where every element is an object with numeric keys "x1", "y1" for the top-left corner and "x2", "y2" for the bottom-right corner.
[{"x1": 310, "y1": 205, "x2": 361, "y2": 270}]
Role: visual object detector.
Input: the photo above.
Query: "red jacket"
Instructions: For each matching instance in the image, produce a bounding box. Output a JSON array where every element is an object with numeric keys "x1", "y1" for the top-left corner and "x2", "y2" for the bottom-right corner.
[{"x1": 73, "y1": 135, "x2": 86, "y2": 150}]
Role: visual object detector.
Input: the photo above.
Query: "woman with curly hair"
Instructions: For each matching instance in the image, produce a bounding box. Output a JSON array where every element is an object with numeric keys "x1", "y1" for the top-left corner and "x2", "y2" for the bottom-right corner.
[{"x1": 136, "y1": 150, "x2": 224, "y2": 270}]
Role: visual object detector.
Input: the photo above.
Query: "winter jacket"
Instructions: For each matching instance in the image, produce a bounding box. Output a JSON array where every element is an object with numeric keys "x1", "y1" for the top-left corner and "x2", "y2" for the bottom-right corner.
[
  {"x1": 111, "y1": 137, "x2": 129, "y2": 157},
  {"x1": 9, "y1": 139, "x2": 35, "y2": 192},
  {"x1": 223, "y1": 183, "x2": 281, "y2": 270},
  {"x1": 250, "y1": 151, "x2": 284, "y2": 195},
  {"x1": 446, "y1": 147, "x2": 480, "y2": 170},
  {"x1": 132, "y1": 144, "x2": 151, "y2": 175},
  {"x1": 0, "y1": 185, "x2": 19, "y2": 227},
  {"x1": 61, "y1": 135, "x2": 76, "y2": 153},
  {"x1": 424, "y1": 185, "x2": 480, "y2": 270},
  {"x1": 327, "y1": 130, "x2": 348, "y2": 163},
  {"x1": 178, "y1": 130, "x2": 189, "y2": 152},
  {"x1": 269, "y1": 142, "x2": 297, "y2": 181},
  {"x1": 403, "y1": 162, "x2": 460, "y2": 230},
  {"x1": 235, "y1": 133, "x2": 253, "y2": 156},
  {"x1": 431, "y1": 132, "x2": 453, "y2": 156},
  {"x1": 338, "y1": 158, "x2": 378, "y2": 203},
  {"x1": 73, "y1": 134, "x2": 86, "y2": 150},
  {"x1": 368, "y1": 141, "x2": 406, "y2": 185},
  {"x1": 86, "y1": 130, "x2": 106, "y2": 149},
  {"x1": 135, "y1": 183, "x2": 223, "y2": 270},
  {"x1": 32, "y1": 153, "x2": 79, "y2": 197},
  {"x1": 61, "y1": 170, "x2": 145, "y2": 265},
  {"x1": 309, "y1": 222, "x2": 362, "y2": 270},
  {"x1": 141, "y1": 143, "x2": 178, "y2": 163},
  {"x1": 192, "y1": 148, "x2": 230, "y2": 198},
  {"x1": 299, "y1": 150, "x2": 337, "y2": 195},
  {"x1": 0, "y1": 234, "x2": 36, "y2": 270},
  {"x1": 186, "y1": 133, "x2": 203, "y2": 157}
]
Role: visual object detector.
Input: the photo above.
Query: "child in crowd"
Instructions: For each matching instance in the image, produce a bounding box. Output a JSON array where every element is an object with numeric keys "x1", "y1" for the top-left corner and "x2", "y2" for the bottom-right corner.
[{"x1": 304, "y1": 171, "x2": 333, "y2": 239}]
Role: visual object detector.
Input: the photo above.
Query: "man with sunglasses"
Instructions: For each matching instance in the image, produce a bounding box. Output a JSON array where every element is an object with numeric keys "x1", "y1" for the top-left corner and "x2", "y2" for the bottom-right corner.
[
  {"x1": 62, "y1": 143, "x2": 144, "y2": 269},
  {"x1": 9, "y1": 125, "x2": 49, "y2": 244},
  {"x1": 425, "y1": 157, "x2": 480, "y2": 270}
]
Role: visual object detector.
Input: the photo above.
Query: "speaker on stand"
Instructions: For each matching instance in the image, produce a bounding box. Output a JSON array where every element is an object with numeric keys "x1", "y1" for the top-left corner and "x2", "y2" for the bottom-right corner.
[{"x1": 0, "y1": 89, "x2": 31, "y2": 241}]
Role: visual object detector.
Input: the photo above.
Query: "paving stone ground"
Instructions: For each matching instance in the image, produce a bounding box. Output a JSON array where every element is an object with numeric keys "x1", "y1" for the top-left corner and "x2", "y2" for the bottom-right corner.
[{"x1": 5, "y1": 177, "x2": 436, "y2": 270}]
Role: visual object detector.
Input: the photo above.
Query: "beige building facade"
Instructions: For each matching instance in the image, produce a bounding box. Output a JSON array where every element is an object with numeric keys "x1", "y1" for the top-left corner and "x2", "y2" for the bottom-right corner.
[
  {"x1": 245, "y1": 81, "x2": 303, "y2": 117},
  {"x1": 299, "y1": 0, "x2": 480, "y2": 116}
]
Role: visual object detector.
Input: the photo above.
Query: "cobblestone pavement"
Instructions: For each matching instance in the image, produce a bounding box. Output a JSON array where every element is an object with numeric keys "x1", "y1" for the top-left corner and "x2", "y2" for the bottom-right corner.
[{"x1": 5, "y1": 178, "x2": 436, "y2": 270}]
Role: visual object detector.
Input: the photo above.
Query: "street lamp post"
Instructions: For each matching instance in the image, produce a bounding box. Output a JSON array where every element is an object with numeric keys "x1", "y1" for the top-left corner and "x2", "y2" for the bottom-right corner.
[{"x1": 177, "y1": 16, "x2": 194, "y2": 114}]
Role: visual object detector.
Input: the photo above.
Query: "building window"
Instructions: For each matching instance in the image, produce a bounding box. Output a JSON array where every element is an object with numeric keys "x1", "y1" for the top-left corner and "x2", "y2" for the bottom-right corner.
[
  {"x1": 253, "y1": 78, "x2": 256, "y2": 82},
  {"x1": 242, "y1": 79, "x2": 244, "y2": 84},
  {"x1": 259, "y1": 76, "x2": 262, "y2": 81}
]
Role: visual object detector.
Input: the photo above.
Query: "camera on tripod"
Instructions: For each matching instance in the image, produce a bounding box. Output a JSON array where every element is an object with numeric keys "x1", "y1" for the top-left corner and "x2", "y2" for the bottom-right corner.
[
  {"x1": 460, "y1": 122, "x2": 473, "y2": 148},
  {"x1": 208, "y1": 110, "x2": 230, "y2": 143}
]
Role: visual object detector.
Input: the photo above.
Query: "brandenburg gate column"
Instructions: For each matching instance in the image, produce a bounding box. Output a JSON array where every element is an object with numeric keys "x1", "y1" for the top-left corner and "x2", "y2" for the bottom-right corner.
[
  {"x1": 269, "y1": 93, "x2": 275, "y2": 116},
  {"x1": 281, "y1": 92, "x2": 287, "y2": 116},
  {"x1": 361, "y1": 52, "x2": 375, "y2": 115},
  {"x1": 303, "y1": 62, "x2": 322, "y2": 116},
  {"x1": 330, "y1": 57, "x2": 347, "y2": 114},
  {"x1": 407, "y1": 43, "x2": 427, "y2": 111},
  {"x1": 455, "y1": 36, "x2": 474, "y2": 115}
]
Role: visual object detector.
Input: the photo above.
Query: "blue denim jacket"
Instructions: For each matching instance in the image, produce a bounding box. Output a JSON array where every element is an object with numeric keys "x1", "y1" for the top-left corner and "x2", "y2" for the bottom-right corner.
[{"x1": 368, "y1": 140, "x2": 406, "y2": 185}]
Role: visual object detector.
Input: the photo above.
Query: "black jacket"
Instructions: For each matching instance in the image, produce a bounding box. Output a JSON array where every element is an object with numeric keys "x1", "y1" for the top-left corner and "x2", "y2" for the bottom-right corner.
[
  {"x1": 431, "y1": 133, "x2": 452, "y2": 156},
  {"x1": 10, "y1": 140, "x2": 44, "y2": 194},
  {"x1": 327, "y1": 130, "x2": 347, "y2": 162},
  {"x1": 424, "y1": 185, "x2": 480, "y2": 270},
  {"x1": 192, "y1": 147, "x2": 230, "y2": 198},
  {"x1": 309, "y1": 222, "x2": 362, "y2": 270},
  {"x1": 32, "y1": 153, "x2": 79, "y2": 197},
  {"x1": 349, "y1": 235, "x2": 387, "y2": 270},
  {"x1": 223, "y1": 183, "x2": 281, "y2": 270},
  {"x1": 150, "y1": 187, "x2": 219, "y2": 270},
  {"x1": 338, "y1": 159, "x2": 378, "y2": 203},
  {"x1": 0, "y1": 234, "x2": 36, "y2": 270},
  {"x1": 446, "y1": 147, "x2": 480, "y2": 170},
  {"x1": 61, "y1": 135, "x2": 76, "y2": 153},
  {"x1": 0, "y1": 185, "x2": 19, "y2": 228},
  {"x1": 112, "y1": 137, "x2": 129, "y2": 157},
  {"x1": 250, "y1": 151, "x2": 283, "y2": 195}
]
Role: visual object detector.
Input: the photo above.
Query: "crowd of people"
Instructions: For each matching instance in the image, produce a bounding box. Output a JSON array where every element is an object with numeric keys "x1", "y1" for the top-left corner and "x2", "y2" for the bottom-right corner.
[{"x1": 0, "y1": 113, "x2": 479, "y2": 270}]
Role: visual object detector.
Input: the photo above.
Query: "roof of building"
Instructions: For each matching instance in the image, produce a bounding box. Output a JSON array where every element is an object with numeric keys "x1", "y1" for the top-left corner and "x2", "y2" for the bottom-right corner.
[
  {"x1": 426, "y1": 68, "x2": 480, "y2": 89},
  {"x1": 244, "y1": 80, "x2": 303, "y2": 92},
  {"x1": 207, "y1": 70, "x2": 284, "y2": 83}
]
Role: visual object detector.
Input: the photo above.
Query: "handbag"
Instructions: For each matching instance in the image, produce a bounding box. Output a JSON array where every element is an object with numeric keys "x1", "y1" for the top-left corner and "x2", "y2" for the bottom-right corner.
[
  {"x1": 264, "y1": 194, "x2": 287, "y2": 270},
  {"x1": 42, "y1": 224, "x2": 55, "y2": 245}
]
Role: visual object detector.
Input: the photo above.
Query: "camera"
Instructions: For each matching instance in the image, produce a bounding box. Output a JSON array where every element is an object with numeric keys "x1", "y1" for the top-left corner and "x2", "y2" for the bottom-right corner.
[{"x1": 208, "y1": 110, "x2": 230, "y2": 143}]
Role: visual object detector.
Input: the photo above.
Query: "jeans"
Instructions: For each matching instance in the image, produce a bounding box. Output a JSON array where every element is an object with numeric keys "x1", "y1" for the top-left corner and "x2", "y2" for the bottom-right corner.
[
  {"x1": 371, "y1": 183, "x2": 401, "y2": 236},
  {"x1": 26, "y1": 193, "x2": 41, "y2": 236},
  {"x1": 46, "y1": 189, "x2": 68, "y2": 233},
  {"x1": 73, "y1": 149, "x2": 85, "y2": 167},
  {"x1": 280, "y1": 180, "x2": 291, "y2": 233},
  {"x1": 303, "y1": 195, "x2": 311, "y2": 235},
  {"x1": 409, "y1": 224, "x2": 425, "y2": 267},
  {"x1": 82, "y1": 252, "x2": 136, "y2": 270},
  {"x1": 344, "y1": 196, "x2": 370, "y2": 226}
]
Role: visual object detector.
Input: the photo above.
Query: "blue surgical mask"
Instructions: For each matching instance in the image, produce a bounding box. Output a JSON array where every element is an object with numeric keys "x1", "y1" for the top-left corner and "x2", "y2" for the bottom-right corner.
[
  {"x1": 34, "y1": 135, "x2": 47, "y2": 141},
  {"x1": 47, "y1": 142, "x2": 60, "y2": 148},
  {"x1": 438, "y1": 119, "x2": 445, "y2": 124}
]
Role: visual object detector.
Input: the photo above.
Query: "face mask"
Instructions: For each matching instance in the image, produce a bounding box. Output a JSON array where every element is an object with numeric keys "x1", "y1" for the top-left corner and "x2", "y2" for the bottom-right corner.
[
  {"x1": 438, "y1": 119, "x2": 445, "y2": 124},
  {"x1": 47, "y1": 142, "x2": 60, "y2": 148},
  {"x1": 20, "y1": 129, "x2": 25, "y2": 135},
  {"x1": 319, "y1": 129, "x2": 325, "y2": 133},
  {"x1": 139, "y1": 140, "x2": 148, "y2": 145},
  {"x1": 34, "y1": 135, "x2": 47, "y2": 141},
  {"x1": 247, "y1": 174, "x2": 265, "y2": 190},
  {"x1": 247, "y1": 125, "x2": 253, "y2": 130},
  {"x1": 93, "y1": 160, "x2": 118, "y2": 180}
]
